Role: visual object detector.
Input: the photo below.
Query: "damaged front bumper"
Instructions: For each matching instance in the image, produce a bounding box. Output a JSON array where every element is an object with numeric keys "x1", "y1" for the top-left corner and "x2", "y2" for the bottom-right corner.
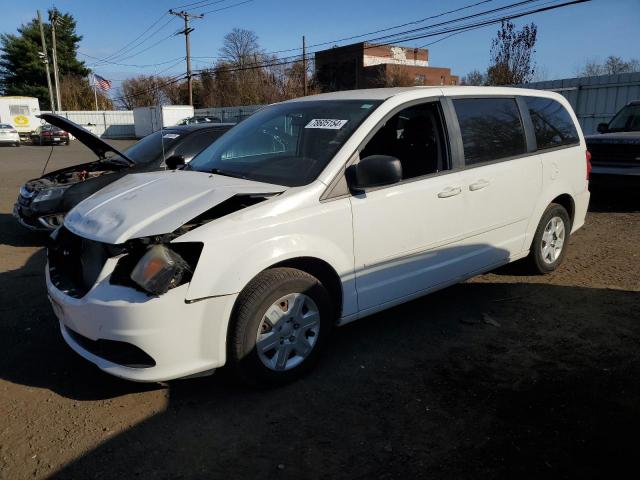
[{"x1": 46, "y1": 261, "x2": 238, "y2": 382}]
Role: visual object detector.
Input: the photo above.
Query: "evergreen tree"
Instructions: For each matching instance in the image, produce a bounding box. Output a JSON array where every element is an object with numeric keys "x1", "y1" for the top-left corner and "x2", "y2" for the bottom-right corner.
[{"x1": 0, "y1": 8, "x2": 89, "y2": 109}]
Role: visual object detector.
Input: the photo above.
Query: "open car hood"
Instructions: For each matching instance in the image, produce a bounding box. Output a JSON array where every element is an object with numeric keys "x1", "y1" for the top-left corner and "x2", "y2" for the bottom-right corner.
[
  {"x1": 64, "y1": 170, "x2": 286, "y2": 244},
  {"x1": 38, "y1": 114, "x2": 134, "y2": 165}
]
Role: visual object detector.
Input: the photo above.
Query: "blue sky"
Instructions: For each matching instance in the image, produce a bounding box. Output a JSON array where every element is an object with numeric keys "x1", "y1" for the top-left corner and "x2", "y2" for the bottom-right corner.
[{"x1": 2, "y1": 0, "x2": 639, "y2": 89}]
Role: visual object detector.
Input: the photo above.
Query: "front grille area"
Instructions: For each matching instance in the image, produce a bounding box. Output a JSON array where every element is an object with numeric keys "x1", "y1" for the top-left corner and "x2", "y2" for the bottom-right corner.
[
  {"x1": 588, "y1": 141, "x2": 640, "y2": 166},
  {"x1": 65, "y1": 327, "x2": 156, "y2": 368},
  {"x1": 48, "y1": 227, "x2": 117, "y2": 298}
]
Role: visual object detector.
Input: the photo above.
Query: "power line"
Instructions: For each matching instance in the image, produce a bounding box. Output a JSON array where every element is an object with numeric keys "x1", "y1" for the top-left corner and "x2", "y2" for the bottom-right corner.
[
  {"x1": 90, "y1": 12, "x2": 169, "y2": 66},
  {"x1": 199, "y1": 0, "x2": 256, "y2": 15},
  {"x1": 171, "y1": 0, "x2": 229, "y2": 9},
  {"x1": 262, "y1": 0, "x2": 497, "y2": 56},
  {"x1": 189, "y1": 0, "x2": 589, "y2": 78},
  {"x1": 89, "y1": 17, "x2": 178, "y2": 67},
  {"x1": 78, "y1": 52, "x2": 186, "y2": 68}
]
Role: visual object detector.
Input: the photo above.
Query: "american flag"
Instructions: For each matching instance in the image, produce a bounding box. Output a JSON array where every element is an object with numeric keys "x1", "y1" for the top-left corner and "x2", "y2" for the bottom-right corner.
[{"x1": 93, "y1": 74, "x2": 112, "y2": 91}]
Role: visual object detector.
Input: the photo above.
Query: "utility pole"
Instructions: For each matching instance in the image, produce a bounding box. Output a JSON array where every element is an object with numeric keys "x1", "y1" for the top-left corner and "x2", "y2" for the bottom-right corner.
[
  {"x1": 37, "y1": 10, "x2": 56, "y2": 112},
  {"x1": 302, "y1": 36, "x2": 308, "y2": 96},
  {"x1": 169, "y1": 9, "x2": 203, "y2": 106},
  {"x1": 49, "y1": 10, "x2": 62, "y2": 111}
]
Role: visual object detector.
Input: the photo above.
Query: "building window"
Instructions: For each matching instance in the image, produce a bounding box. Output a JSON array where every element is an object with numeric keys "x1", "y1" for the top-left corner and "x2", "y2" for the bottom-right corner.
[
  {"x1": 9, "y1": 105, "x2": 29, "y2": 116},
  {"x1": 414, "y1": 74, "x2": 425, "y2": 85}
]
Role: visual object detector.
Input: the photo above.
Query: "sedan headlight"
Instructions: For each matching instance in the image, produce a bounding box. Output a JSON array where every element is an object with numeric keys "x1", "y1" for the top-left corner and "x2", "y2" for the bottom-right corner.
[
  {"x1": 33, "y1": 187, "x2": 66, "y2": 203},
  {"x1": 130, "y1": 245, "x2": 192, "y2": 295}
]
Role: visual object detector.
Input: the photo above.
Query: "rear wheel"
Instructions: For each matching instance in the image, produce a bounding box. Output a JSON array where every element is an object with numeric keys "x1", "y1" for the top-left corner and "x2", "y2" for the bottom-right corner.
[
  {"x1": 226, "y1": 267, "x2": 334, "y2": 386},
  {"x1": 527, "y1": 203, "x2": 571, "y2": 274}
]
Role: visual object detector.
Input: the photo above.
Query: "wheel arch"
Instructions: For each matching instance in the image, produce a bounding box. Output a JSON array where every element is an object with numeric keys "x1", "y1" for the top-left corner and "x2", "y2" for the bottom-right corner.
[
  {"x1": 269, "y1": 257, "x2": 344, "y2": 319},
  {"x1": 551, "y1": 193, "x2": 575, "y2": 226}
]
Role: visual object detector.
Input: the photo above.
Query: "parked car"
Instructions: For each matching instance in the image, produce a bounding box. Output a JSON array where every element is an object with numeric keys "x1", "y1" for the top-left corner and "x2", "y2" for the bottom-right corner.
[
  {"x1": 31, "y1": 124, "x2": 70, "y2": 145},
  {"x1": 0, "y1": 123, "x2": 20, "y2": 146},
  {"x1": 586, "y1": 100, "x2": 640, "y2": 186},
  {"x1": 177, "y1": 116, "x2": 222, "y2": 125},
  {"x1": 46, "y1": 87, "x2": 590, "y2": 385},
  {"x1": 14, "y1": 114, "x2": 233, "y2": 230}
]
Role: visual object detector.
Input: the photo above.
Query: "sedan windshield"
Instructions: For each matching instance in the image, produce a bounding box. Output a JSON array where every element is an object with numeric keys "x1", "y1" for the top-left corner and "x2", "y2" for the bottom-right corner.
[
  {"x1": 111, "y1": 130, "x2": 182, "y2": 165},
  {"x1": 187, "y1": 100, "x2": 381, "y2": 186},
  {"x1": 608, "y1": 104, "x2": 640, "y2": 132}
]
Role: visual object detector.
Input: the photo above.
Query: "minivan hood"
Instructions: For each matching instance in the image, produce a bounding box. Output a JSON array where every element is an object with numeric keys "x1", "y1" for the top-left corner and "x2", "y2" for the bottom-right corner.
[
  {"x1": 586, "y1": 131, "x2": 640, "y2": 144},
  {"x1": 64, "y1": 170, "x2": 286, "y2": 244},
  {"x1": 39, "y1": 113, "x2": 134, "y2": 164}
]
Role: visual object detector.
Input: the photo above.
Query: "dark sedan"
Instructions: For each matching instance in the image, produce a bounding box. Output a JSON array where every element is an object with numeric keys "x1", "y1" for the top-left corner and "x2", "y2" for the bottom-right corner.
[
  {"x1": 31, "y1": 124, "x2": 70, "y2": 146},
  {"x1": 14, "y1": 114, "x2": 233, "y2": 231}
]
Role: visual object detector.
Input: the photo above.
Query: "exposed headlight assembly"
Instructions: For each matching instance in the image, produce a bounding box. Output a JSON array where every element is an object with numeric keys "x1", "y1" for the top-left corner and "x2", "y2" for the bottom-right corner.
[
  {"x1": 128, "y1": 243, "x2": 204, "y2": 296},
  {"x1": 33, "y1": 187, "x2": 66, "y2": 203}
]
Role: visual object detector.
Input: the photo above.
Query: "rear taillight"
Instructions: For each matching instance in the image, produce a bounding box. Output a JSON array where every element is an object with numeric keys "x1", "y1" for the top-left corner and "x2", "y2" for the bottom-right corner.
[
  {"x1": 43, "y1": 131, "x2": 51, "y2": 136},
  {"x1": 586, "y1": 150, "x2": 592, "y2": 180}
]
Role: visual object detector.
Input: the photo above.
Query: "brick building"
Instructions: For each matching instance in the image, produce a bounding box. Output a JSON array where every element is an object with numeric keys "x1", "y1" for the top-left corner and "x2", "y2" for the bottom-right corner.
[{"x1": 315, "y1": 42, "x2": 459, "y2": 91}]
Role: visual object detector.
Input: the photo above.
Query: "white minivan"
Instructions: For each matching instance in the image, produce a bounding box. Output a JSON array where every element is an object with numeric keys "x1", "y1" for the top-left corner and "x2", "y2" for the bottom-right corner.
[{"x1": 47, "y1": 87, "x2": 590, "y2": 385}]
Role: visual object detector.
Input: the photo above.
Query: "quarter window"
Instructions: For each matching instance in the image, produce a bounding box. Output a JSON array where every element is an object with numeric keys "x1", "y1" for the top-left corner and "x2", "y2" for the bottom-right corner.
[
  {"x1": 524, "y1": 97, "x2": 579, "y2": 149},
  {"x1": 453, "y1": 98, "x2": 526, "y2": 165}
]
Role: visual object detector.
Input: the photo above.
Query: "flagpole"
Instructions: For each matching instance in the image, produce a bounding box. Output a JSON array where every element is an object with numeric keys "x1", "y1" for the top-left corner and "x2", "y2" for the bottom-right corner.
[{"x1": 93, "y1": 74, "x2": 99, "y2": 111}]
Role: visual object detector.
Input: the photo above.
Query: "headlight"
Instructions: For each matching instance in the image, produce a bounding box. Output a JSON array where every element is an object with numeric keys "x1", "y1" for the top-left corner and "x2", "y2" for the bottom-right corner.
[
  {"x1": 33, "y1": 187, "x2": 66, "y2": 203},
  {"x1": 130, "y1": 245, "x2": 192, "y2": 295}
]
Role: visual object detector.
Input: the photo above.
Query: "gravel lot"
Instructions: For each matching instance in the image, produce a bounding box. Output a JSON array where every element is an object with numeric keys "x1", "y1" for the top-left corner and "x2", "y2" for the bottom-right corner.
[{"x1": 0, "y1": 141, "x2": 639, "y2": 479}]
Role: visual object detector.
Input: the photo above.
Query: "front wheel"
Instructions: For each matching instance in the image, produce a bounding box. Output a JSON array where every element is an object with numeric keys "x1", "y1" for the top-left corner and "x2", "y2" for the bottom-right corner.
[
  {"x1": 226, "y1": 268, "x2": 334, "y2": 386},
  {"x1": 526, "y1": 203, "x2": 571, "y2": 274}
]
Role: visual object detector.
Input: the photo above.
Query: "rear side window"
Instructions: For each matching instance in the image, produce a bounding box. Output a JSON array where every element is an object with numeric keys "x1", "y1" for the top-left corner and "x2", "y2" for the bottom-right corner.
[
  {"x1": 453, "y1": 98, "x2": 526, "y2": 165},
  {"x1": 524, "y1": 97, "x2": 579, "y2": 149}
]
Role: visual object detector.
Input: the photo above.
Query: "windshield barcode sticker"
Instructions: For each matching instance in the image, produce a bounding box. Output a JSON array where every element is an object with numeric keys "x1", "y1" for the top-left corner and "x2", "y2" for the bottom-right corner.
[{"x1": 305, "y1": 119, "x2": 348, "y2": 129}]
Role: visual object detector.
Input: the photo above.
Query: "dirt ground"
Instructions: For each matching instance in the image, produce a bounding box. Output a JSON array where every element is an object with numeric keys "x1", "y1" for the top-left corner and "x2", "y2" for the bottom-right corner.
[{"x1": 0, "y1": 141, "x2": 639, "y2": 479}]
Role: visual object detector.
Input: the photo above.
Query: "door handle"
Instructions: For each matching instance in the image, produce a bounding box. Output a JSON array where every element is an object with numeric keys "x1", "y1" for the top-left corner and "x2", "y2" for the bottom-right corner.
[
  {"x1": 469, "y1": 179, "x2": 490, "y2": 191},
  {"x1": 437, "y1": 186, "x2": 462, "y2": 198}
]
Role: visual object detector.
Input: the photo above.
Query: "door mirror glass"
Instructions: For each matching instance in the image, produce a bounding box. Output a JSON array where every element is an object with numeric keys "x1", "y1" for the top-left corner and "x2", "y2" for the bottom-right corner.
[
  {"x1": 165, "y1": 155, "x2": 185, "y2": 170},
  {"x1": 596, "y1": 122, "x2": 609, "y2": 134},
  {"x1": 348, "y1": 155, "x2": 403, "y2": 191}
]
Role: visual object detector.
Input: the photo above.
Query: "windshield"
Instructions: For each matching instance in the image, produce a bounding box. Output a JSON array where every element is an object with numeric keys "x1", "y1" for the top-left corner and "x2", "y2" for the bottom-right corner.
[
  {"x1": 113, "y1": 130, "x2": 182, "y2": 164},
  {"x1": 187, "y1": 100, "x2": 381, "y2": 186},
  {"x1": 608, "y1": 104, "x2": 640, "y2": 132}
]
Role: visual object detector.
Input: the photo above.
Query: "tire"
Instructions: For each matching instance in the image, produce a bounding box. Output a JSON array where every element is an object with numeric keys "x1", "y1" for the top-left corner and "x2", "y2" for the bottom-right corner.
[
  {"x1": 226, "y1": 267, "x2": 335, "y2": 386},
  {"x1": 526, "y1": 203, "x2": 571, "y2": 274}
]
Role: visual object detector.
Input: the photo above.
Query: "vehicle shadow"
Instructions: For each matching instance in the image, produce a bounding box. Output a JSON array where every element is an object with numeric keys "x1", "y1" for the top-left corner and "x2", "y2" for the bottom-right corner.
[
  {"x1": 588, "y1": 184, "x2": 639, "y2": 213},
  {"x1": 1, "y1": 241, "x2": 639, "y2": 478},
  {"x1": 0, "y1": 247, "x2": 159, "y2": 401},
  {"x1": 48, "y1": 281, "x2": 640, "y2": 479},
  {"x1": 0, "y1": 213, "x2": 50, "y2": 247}
]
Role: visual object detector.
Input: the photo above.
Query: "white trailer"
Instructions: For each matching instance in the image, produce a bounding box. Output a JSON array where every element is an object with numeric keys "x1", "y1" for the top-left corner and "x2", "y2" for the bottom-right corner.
[
  {"x1": 133, "y1": 105, "x2": 194, "y2": 138},
  {"x1": 0, "y1": 96, "x2": 41, "y2": 141}
]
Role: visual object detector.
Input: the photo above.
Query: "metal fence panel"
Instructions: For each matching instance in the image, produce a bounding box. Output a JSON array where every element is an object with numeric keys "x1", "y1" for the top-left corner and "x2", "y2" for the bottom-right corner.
[
  {"x1": 518, "y1": 72, "x2": 640, "y2": 134},
  {"x1": 194, "y1": 105, "x2": 263, "y2": 123},
  {"x1": 42, "y1": 110, "x2": 135, "y2": 138}
]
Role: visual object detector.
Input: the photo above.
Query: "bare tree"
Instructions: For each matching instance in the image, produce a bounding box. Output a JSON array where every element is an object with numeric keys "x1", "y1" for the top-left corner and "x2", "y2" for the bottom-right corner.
[
  {"x1": 461, "y1": 69, "x2": 486, "y2": 86},
  {"x1": 118, "y1": 75, "x2": 163, "y2": 109},
  {"x1": 486, "y1": 20, "x2": 537, "y2": 85},
  {"x1": 577, "y1": 55, "x2": 640, "y2": 77},
  {"x1": 220, "y1": 28, "x2": 262, "y2": 67}
]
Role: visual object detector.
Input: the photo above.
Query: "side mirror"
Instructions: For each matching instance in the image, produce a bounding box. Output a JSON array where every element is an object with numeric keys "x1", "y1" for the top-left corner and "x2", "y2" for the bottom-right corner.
[
  {"x1": 597, "y1": 122, "x2": 609, "y2": 134},
  {"x1": 165, "y1": 155, "x2": 185, "y2": 170},
  {"x1": 347, "y1": 155, "x2": 403, "y2": 191}
]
